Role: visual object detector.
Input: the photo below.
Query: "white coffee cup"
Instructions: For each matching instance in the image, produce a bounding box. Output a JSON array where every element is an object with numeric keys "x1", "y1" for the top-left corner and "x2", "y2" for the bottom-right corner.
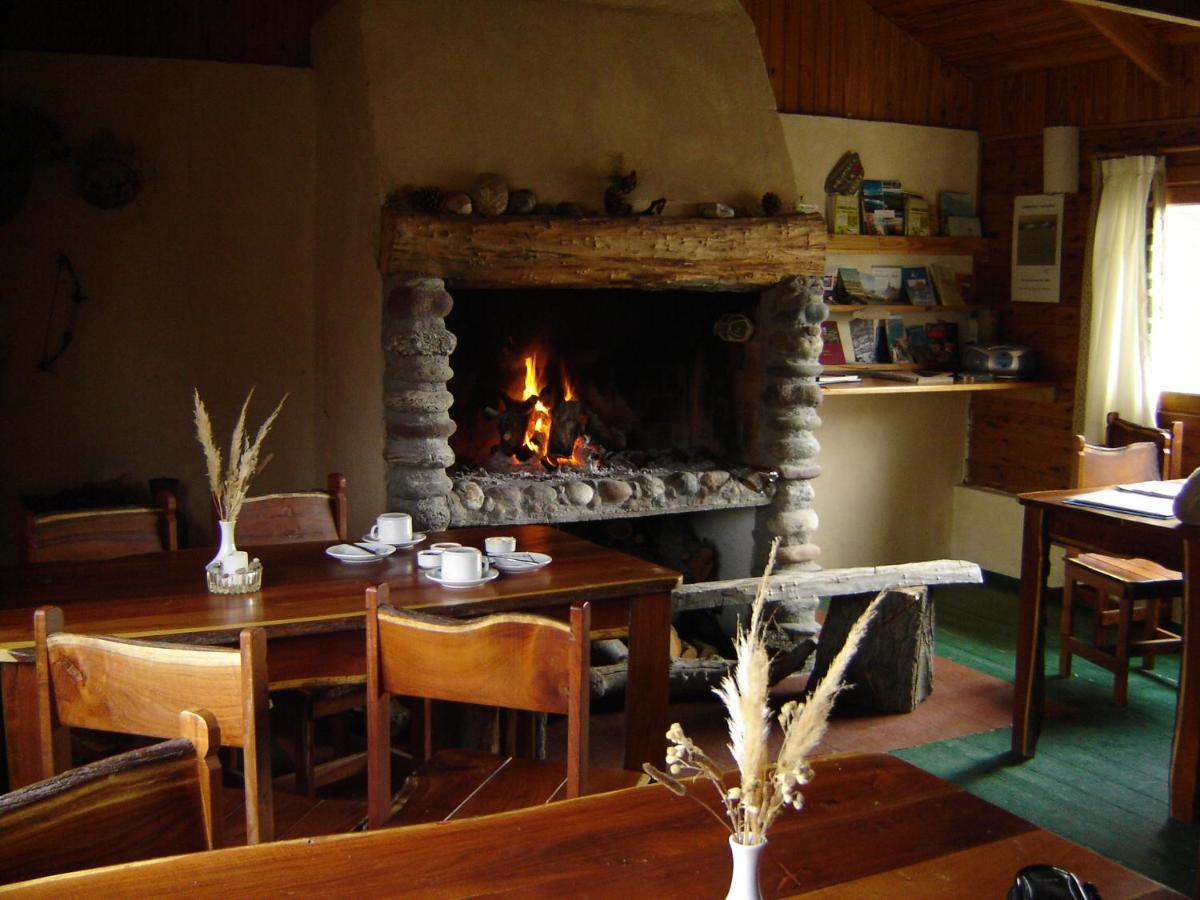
[
  {"x1": 430, "y1": 541, "x2": 462, "y2": 551},
  {"x1": 416, "y1": 549, "x2": 443, "y2": 569},
  {"x1": 440, "y1": 546, "x2": 489, "y2": 582},
  {"x1": 484, "y1": 535, "x2": 517, "y2": 556},
  {"x1": 369, "y1": 512, "x2": 412, "y2": 544}
]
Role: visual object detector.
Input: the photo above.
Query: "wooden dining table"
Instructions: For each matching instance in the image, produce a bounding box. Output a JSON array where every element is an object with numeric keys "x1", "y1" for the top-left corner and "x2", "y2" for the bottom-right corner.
[
  {"x1": 0, "y1": 523, "x2": 681, "y2": 788},
  {"x1": 1013, "y1": 487, "x2": 1200, "y2": 822},
  {"x1": 0, "y1": 751, "x2": 1180, "y2": 897}
]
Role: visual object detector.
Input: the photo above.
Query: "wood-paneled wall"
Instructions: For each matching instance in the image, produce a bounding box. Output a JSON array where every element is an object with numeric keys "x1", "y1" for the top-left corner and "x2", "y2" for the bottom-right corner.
[
  {"x1": 975, "y1": 46, "x2": 1200, "y2": 138},
  {"x1": 968, "y1": 44, "x2": 1200, "y2": 492},
  {"x1": 739, "y1": 0, "x2": 974, "y2": 128}
]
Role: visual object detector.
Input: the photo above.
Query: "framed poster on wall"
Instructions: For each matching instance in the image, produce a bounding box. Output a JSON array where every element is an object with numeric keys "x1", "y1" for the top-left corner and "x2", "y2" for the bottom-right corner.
[{"x1": 1011, "y1": 194, "x2": 1064, "y2": 303}]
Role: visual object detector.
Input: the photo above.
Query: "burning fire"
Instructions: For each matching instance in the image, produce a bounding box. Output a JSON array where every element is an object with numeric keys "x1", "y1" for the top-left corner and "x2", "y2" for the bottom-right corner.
[
  {"x1": 521, "y1": 354, "x2": 553, "y2": 458},
  {"x1": 512, "y1": 351, "x2": 588, "y2": 468}
]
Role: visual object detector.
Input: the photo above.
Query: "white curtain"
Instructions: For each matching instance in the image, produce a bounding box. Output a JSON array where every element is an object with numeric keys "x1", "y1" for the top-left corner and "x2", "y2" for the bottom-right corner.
[{"x1": 1084, "y1": 155, "x2": 1162, "y2": 441}]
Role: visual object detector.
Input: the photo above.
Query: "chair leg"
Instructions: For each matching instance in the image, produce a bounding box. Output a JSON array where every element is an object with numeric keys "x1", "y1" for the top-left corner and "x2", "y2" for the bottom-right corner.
[
  {"x1": 1141, "y1": 599, "x2": 1161, "y2": 671},
  {"x1": 1113, "y1": 592, "x2": 1132, "y2": 707},
  {"x1": 294, "y1": 692, "x2": 316, "y2": 799},
  {"x1": 1059, "y1": 577, "x2": 1076, "y2": 678}
]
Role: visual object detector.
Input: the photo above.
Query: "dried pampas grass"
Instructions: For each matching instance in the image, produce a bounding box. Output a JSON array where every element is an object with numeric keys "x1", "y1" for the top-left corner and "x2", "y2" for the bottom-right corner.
[
  {"x1": 645, "y1": 537, "x2": 881, "y2": 846},
  {"x1": 193, "y1": 387, "x2": 286, "y2": 523}
]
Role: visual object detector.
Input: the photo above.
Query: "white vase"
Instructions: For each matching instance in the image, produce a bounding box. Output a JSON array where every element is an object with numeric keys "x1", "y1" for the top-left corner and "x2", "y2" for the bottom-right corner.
[
  {"x1": 205, "y1": 519, "x2": 261, "y2": 594},
  {"x1": 210, "y1": 519, "x2": 239, "y2": 568},
  {"x1": 726, "y1": 835, "x2": 766, "y2": 900}
]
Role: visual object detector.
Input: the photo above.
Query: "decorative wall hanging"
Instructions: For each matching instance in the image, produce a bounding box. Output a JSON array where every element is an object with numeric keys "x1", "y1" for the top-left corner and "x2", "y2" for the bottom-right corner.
[
  {"x1": 0, "y1": 103, "x2": 67, "y2": 225},
  {"x1": 75, "y1": 136, "x2": 143, "y2": 210},
  {"x1": 38, "y1": 254, "x2": 86, "y2": 373}
]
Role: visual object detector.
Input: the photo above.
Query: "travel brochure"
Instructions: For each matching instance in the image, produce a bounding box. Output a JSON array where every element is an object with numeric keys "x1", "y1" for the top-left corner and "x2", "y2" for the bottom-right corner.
[
  {"x1": 832, "y1": 264, "x2": 964, "y2": 306},
  {"x1": 824, "y1": 183, "x2": 976, "y2": 237}
]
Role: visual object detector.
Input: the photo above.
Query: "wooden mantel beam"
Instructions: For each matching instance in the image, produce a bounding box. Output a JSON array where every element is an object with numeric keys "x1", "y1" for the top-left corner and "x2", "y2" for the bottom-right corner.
[
  {"x1": 378, "y1": 212, "x2": 827, "y2": 291},
  {"x1": 1065, "y1": 0, "x2": 1173, "y2": 84}
]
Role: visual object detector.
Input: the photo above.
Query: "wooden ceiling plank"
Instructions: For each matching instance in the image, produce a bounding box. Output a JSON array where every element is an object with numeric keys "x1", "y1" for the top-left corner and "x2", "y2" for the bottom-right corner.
[
  {"x1": 1066, "y1": 1, "x2": 1173, "y2": 83},
  {"x1": 1063, "y1": 0, "x2": 1200, "y2": 27}
]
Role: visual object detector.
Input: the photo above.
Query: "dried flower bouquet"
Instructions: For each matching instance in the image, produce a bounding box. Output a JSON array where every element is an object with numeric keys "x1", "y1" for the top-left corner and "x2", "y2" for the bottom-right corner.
[
  {"x1": 645, "y1": 540, "x2": 881, "y2": 846},
  {"x1": 192, "y1": 387, "x2": 286, "y2": 523}
]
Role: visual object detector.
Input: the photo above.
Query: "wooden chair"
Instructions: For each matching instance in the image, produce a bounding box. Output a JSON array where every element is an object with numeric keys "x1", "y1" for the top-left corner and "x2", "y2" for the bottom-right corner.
[
  {"x1": 34, "y1": 606, "x2": 274, "y2": 843},
  {"x1": 20, "y1": 486, "x2": 178, "y2": 564},
  {"x1": 1104, "y1": 411, "x2": 1183, "y2": 480},
  {"x1": 231, "y1": 472, "x2": 347, "y2": 546},
  {"x1": 1059, "y1": 436, "x2": 1183, "y2": 704},
  {"x1": 0, "y1": 708, "x2": 221, "y2": 883},
  {"x1": 1157, "y1": 391, "x2": 1200, "y2": 477},
  {"x1": 228, "y1": 472, "x2": 362, "y2": 797},
  {"x1": 365, "y1": 583, "x2": 593, "y2": 830}
]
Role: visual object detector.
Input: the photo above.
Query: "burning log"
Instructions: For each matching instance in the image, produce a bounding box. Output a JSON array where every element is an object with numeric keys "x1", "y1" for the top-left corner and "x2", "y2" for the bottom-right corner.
[
  {"x1": 547, "y1": 399, "x2": 584, "y2": 458},
  {"x1": 488, "y1": 395, "x2": 536, "y2": 458}
]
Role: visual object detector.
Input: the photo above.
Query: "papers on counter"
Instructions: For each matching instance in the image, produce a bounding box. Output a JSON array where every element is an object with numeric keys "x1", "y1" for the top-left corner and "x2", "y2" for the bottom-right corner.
[
  {"x1": 1063, "y1": 488, "x2": 1176, "y2": 519},
  {"x1": 1115, "y1": 480, "x2": 1184, "y2": 500}
]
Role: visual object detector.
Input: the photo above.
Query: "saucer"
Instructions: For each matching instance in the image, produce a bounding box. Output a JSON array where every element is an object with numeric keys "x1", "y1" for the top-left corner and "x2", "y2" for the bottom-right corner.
[
  {"x1": 326, "y1": 542, "x2": 395, "y2": 563},
  {"x1": 488, "y1": 551, "x2": 552, "y2": 573},
  {"x1": 423, "y1": 567, "x2": 500, "y2": 589},
  {"x1": 361, "y1": 532, "x2": 426, "y2": 549}
]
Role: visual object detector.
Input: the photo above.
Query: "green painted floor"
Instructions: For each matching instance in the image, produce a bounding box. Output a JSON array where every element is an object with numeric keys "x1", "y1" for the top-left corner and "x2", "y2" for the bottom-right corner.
[{"x1": 895, "y1": 577, "x2": 1197, "y2": 895}]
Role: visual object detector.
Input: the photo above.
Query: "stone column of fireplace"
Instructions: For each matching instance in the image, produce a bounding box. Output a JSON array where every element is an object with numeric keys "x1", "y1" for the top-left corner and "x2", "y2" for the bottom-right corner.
[
  {"x1": 754, "y1": 275, "x2": 825, "y2": 573},
  {"x1": 382, "y1": 275, "x2": 457, "y2": 531}
]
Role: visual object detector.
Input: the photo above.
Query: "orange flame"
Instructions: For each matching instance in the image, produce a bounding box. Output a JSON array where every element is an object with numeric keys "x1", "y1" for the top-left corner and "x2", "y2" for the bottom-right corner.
[{"x1": 511, "y1": 349, "x2": 586, "y2": 467}]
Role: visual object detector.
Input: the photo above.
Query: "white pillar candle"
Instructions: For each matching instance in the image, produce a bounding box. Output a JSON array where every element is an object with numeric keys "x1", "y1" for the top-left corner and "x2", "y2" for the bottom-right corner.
[{"x1": 221, "y1": 550, "x2": 250, "y2": 575}]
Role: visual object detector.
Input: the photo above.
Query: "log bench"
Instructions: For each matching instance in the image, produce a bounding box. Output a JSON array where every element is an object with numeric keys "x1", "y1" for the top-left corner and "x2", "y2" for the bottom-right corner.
[{"x1": 594, "y1": 559, "x2": 983, "y2": 711}]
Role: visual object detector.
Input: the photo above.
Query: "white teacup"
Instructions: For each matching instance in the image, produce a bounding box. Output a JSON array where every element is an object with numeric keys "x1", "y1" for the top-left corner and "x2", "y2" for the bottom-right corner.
[
  {"x1": 440, "y1": 546, "x2": 489, "y2": 582},
  {"x1": 484, "y1": 535, "x2": 517, "y2": 556},
  {"x1": 416, "y1": 549, "x2": 443, "y2": 570},
  {"x1": 369, "y1": 512, "x2": 412, "y2": 544}
]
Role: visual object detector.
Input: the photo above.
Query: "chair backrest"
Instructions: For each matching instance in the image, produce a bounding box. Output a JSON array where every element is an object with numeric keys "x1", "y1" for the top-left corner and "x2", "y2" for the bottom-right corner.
[
  {"x1": 364, "y1": 583, "x2": 590, "y2": 828},
  {"x1": 1157, "y1": 391, "x2": 1199, "y2": 477},
  {"x1": 20, "y1": 487, "x2": 178, "y2": 564},
  {"x1": 0, "y1": 708, "x2": 221, "y2": 883},
  {"x1": 1105, "y1": 411, "x2": 1183, "y2": 480},
  {"x1": 230, "y1": 472, "x2": 347, "y2": 546},
  {"x1": 33, "y1": 606, "x2": 273, "y2": 843},
  {"x1": 1072, "y1": 435, "x2": 1162, "y2": 489}
]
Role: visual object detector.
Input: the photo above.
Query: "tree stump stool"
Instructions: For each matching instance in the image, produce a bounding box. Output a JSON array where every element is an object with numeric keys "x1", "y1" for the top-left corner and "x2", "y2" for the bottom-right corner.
[{"x1": 808, "y1": 586, "x2": 933, "y2": 714}]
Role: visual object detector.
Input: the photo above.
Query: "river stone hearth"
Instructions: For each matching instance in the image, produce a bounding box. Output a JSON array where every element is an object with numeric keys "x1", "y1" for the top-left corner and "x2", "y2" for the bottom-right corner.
[{"x1": 447, "y1": 465, "x2": 772, "y2": 527}]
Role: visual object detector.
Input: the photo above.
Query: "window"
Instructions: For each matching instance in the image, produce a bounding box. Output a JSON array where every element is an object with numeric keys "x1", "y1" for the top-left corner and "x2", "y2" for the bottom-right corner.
[{"x1": 1150, "y1": 203, "x2": 1200, "y2": 394}]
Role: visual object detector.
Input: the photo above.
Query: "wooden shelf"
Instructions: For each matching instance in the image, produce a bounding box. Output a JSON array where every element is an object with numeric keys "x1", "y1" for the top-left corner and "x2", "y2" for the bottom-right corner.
[
  {"x1": 826, "y1": 303, "x2": 988, "y2": 317},
  {"x1": 826, "y1": 235, "x2": 990, "y2": 259},
  {"x1": 821, "y1": 377, "x2": 1056, "y2": 400}
]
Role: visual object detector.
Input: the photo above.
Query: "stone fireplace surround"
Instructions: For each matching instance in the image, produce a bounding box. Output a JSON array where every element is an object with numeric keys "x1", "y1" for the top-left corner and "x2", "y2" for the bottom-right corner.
[{"x1": 380, "y1": 211, "x2": 828, "y2": 573}]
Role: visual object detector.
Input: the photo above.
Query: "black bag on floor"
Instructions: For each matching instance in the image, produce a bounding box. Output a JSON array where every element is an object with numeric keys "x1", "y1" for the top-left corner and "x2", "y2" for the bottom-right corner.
[{"x1": 1006, "y1": 864, "x2": 1101, "y2": 900}]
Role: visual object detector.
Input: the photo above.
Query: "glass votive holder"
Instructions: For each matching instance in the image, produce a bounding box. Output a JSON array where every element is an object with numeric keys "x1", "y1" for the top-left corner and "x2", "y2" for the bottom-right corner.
[{"x1": 205, "y1": 558, "x2": 263, "y2": 595}]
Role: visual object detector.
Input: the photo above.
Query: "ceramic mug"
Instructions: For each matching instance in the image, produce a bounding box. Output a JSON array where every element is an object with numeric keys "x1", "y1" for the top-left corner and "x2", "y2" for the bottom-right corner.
[
  {"x1": 369, "y1": 512, "x2": 412, "y2": 544},
  {"x1": 484, "y1": 535, "x2": 517, "y2": 555},
  {"x1": 439, "y1": 546, "x2": 489, "y2": 582},
  {"x1": 416, "y1": 549, "x2": 443, "y2": 569}
]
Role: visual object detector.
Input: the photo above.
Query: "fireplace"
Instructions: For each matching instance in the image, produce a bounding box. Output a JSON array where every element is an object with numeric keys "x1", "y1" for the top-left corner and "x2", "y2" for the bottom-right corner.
[{"x1": 379, "y1": 212, "x2": 828, "y2": 573}]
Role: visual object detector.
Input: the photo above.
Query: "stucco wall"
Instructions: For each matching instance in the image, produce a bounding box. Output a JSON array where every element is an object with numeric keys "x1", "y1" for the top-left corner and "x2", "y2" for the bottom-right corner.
[
  {"x1": 781, "y1": 114, "x2": 981, "y2": 569},
  {"x1": 0, "y1": 53, "x2": 317, "y2": 558}
]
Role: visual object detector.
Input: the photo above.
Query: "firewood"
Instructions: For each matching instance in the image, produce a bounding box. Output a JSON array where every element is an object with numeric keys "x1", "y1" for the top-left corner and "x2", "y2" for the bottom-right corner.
[{"x1": 548, "y1": 399, "x2": 584, "y2": 458}]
